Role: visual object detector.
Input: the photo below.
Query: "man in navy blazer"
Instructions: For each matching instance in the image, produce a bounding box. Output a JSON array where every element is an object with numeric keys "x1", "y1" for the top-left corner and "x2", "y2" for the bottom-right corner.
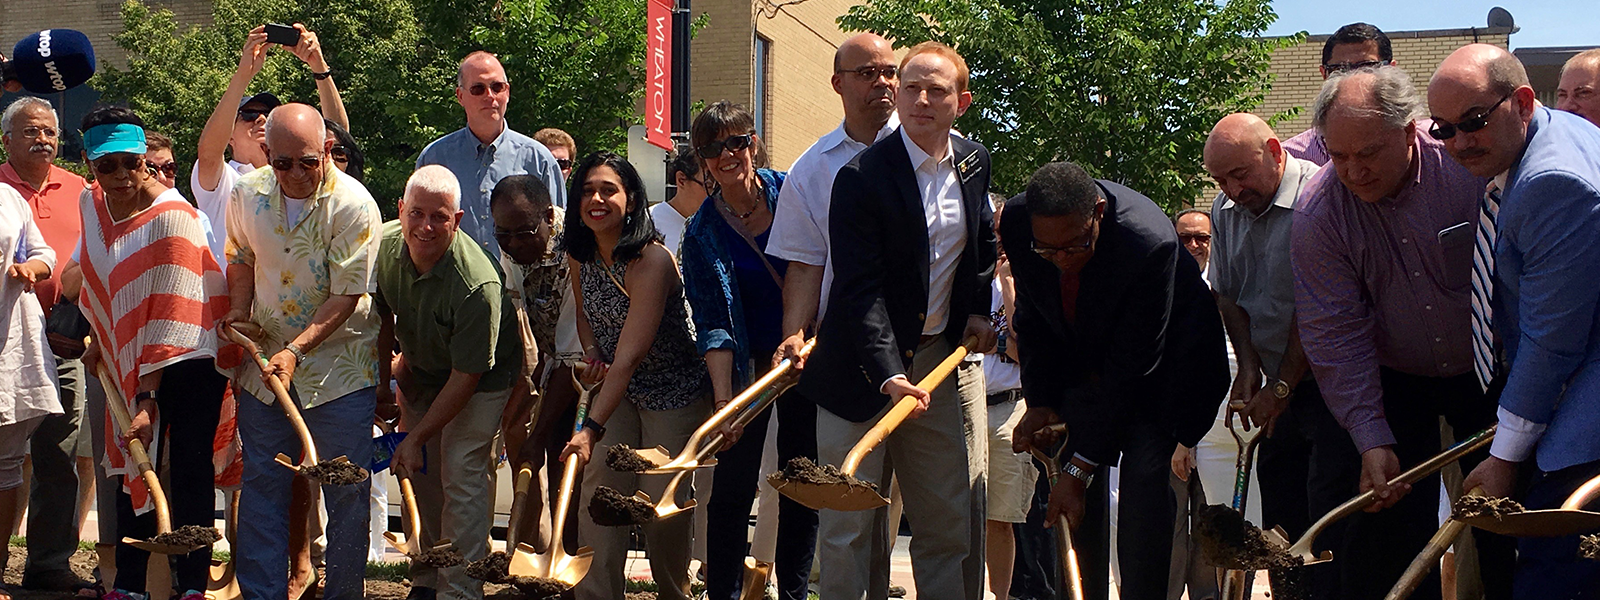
[
  {"x1": 799, "y1": 42, "x2": 997, "y2": 600},
  {"x1": 1431, "y1": 44, "x2": 1600, "y2": 598}
]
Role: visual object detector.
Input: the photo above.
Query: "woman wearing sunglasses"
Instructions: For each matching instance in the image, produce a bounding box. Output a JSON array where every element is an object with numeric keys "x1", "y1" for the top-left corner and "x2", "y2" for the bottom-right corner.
[
  {"x1": 558, "y1": 151, "x2": 711, "y2": 600},
  {"x1": 70, "y1": 105, "x2": 234, "y2": 600},
  {"x1": 676, "y1": 101, "x2": 816, "y2": 600}
]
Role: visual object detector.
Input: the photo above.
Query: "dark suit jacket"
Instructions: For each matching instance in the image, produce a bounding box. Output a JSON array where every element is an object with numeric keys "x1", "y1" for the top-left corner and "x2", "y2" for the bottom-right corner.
[
  {"x1": 1000, "y1": 181, "x2": 1227, "y2": 465},
  {"x1": 800, "y1": 130, "x2": 995, "y2": 422}
]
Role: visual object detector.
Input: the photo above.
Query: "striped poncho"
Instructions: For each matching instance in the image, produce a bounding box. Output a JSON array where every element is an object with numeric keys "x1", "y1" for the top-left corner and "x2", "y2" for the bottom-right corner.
[{"x1": 78, "y1": 186, "x2": 241, "y2": 514}]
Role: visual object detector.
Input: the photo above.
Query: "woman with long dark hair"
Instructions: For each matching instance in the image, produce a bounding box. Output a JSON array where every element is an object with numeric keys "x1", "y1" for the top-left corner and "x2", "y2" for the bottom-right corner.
[{"x1": 559, "y1": 151, "x2": 711, "y2": 600}]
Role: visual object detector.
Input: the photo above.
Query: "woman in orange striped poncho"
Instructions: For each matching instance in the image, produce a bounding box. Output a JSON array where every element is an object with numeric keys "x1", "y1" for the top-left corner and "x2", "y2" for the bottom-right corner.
[{"x1": 71, "y1": 106, "x2": 236, "y2": 600}]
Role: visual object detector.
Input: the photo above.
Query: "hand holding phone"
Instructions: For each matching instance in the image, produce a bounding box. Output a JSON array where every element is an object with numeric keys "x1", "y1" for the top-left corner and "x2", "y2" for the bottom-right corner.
[{"x1": 264, "y1": 23, "x2": 301, "y2": 47}]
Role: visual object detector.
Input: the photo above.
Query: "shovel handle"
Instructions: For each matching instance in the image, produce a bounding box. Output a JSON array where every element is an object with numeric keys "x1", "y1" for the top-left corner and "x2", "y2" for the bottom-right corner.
[
  {"x1": 680, "y1": 339, "x2": 814, "y2": 461},
  {"x1": 1563, "y1": 473, "x2": 1600, "y2": 511},
  {"x1": 95, "y1": 364, "x2": 174, "y2": 534},
  {"x1": 1383, "y1": 487, "x2": 1482, "y2": 600},
  {"x1": 1056, "y1": 515, "x2": 1086, "y2": 600},
  {"x1": 840, "y1": 337, "x2": 976, "y2": 475},
  {"x1": 226, "y1": 325, "x2": 320, "y2": 465},
  {"x1": 398, "y1": 475, "x2": 422, "y2": 545},
  {"x1": 506, "y1": 466, "x2": 534, "y2": 549}
]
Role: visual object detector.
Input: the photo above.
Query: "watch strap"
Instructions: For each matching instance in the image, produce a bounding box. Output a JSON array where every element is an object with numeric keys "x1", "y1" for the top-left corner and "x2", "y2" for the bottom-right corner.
[
  {"x1": 285, "y1": 342, "x2": 308, "y2": 364},
  {"x1": 1065, "y1": 461, "x2": 1094, "y2": 486},
  {"x1": 135, "y1": 390, "x2": 159, "y2": 402},
  {"x1": 311, "y1": 69, "x2": 333, "y2": 80},
  {"x1": 582, "y1": 418, "x2": 607, "y2": 440}
]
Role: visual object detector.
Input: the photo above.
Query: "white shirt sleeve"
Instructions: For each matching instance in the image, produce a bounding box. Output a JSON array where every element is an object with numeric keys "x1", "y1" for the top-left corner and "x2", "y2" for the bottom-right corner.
[
  {"x1": 191, "y1": 159, "x2": 241, "y2": 236},
  {"x1": 768, "y1": 169, "x2": 827, "y2": 267},
  {"x1": 1488, "y1": 406, "x2": 1547, "y2": 463}
]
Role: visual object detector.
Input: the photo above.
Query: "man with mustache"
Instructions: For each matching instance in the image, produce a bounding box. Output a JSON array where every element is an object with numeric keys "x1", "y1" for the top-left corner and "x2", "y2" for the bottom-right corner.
[
  {"x1": 0, "y1": 96, "x2": 93, "y2": 592},
  {"x1": 1203, "y1": 113, "x2": 1358, "y2": 599}
]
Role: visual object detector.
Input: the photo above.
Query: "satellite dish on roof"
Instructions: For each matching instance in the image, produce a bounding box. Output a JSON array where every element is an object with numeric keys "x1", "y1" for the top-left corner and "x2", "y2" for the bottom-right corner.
[{"x1": 1487, "y1": 7, "x2": 1519, "y2": 33}]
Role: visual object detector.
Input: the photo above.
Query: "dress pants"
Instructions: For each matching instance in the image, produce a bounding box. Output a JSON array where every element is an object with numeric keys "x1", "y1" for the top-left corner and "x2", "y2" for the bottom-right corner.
[
  {"x1": 1512, "y1": 458, "x2": 1600, "y2": 599},
  {"x1": 402, "y1": 387, "x2": 512, "y2": 600},
  {"x1": 574, "y1": 397, "x2": 710, "y2": 600},
  {"x1": 237, "y1": 387, "x2": 375, "y2": 600},
  {"x1": 815, "y1": 335, "x2": 971, "y2": 600},
  {"x1": 1009, "y1": 460, "x2": 1058, "y2": 600},
  {"x1": 955, "y1": 358, "x2": 987, "y2": 600},
  {"x1": 1253, "y1": 380, "x2": 1360, "y2": 600},
  {"x1": 1168, "y1": 470, "x2": 1218, "y2": 600},
  {"x1": 1077, "y1": 418, "x2": 1177, "y2": 600},
  {"x1": 1339, "y1": 368, "x2": 1513, "y2": 600},
  {"x1": 24, "y1": 354, "x2": 83, "y2": 582}
]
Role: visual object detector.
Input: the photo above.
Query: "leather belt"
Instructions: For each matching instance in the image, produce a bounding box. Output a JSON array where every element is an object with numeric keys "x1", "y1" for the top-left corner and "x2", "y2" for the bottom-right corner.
[{"x1": 987, "y1": 388, "x2": 1022, "y2": 406}]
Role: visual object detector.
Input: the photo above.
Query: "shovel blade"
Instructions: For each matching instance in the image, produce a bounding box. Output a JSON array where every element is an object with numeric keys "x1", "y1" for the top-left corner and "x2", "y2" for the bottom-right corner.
[
  {"x1": 207, "y1": 558, "x2": 241, "y2": 600},
  {"x1": 549, "y1": 546, "x2": 595, "y2": 587},
  {"x1": 383, "y1": 531, "x2": 413, "y2": 556},
  {"x1": 274, "y1": 454, "x2": 301, "y2": 470},
  {"x1": 769, "y1": 478, "x2": 889, "y2": 512},
  {"x1": 125, "y1": 536, "x2": 201, "y2": 555},
  {"x1": 633, "y1": 446, "x2": 675, "y2": 467},
  {"x1": 507, "y1": 542, "x2": 544, "y2": 577},
  {"x1": 1460, "y1": 509, "x2": 1600, "y2": 537},
  {"x1": 656, "y1": 497, "x2": 698, "y2": 520},
  {"x1": 643, "y1": 457, "x2": 719, "y2": 475}
]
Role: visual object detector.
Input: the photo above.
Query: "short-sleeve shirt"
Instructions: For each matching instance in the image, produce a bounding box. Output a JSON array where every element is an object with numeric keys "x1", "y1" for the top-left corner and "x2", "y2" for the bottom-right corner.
[
  {"x1": 767, "y1": 115, "x2": 899, "y2": 323},
  {"x1": 224, "y1": 167, "x2": 384, "y2": 408},
  {"x1": 0, "y1": 162, "x2": 85, "y2": 315},
  {"x1": 190, "y1": 159, "x2": 255, "y2": 240},
  {"x1": 498, "y1": 206, "x2": 579, "y2": 360},
  {"x1": 650, "y1": 201, "x2": 691, "y2": 256},
  {"x1": 375, "y1": 221, "x2": 520, "y2": 404},
  {"x1": 416, "y1": 125, "x2": 568, "y2": 258}
]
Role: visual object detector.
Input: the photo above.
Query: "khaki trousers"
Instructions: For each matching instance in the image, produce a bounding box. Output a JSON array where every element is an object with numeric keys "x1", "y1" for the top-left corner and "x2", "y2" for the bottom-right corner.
[{"x1": 404, "y1": 387, "x2": 513, "y2": 599}]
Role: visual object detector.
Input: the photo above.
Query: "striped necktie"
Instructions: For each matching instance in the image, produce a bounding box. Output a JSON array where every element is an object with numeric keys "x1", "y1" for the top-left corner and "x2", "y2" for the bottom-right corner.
[{"x1": 1470, "y1": 184, "x2": 1501, "y2": 391}]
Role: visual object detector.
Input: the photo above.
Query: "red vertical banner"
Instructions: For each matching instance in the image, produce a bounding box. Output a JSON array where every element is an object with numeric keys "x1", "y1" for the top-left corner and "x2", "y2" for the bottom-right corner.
[{"x1": 645, "y1": 0, "x2": 674, "y2": 151}]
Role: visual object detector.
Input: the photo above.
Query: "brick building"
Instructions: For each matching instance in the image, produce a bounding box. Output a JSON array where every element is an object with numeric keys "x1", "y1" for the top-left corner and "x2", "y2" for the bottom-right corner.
[{"x1": 0, "y1": 0, "x2": 213, "y2": 68}]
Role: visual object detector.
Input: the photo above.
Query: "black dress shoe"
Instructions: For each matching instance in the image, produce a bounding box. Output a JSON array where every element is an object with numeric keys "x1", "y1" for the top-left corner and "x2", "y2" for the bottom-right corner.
[{"x1": 406, "y1": 586, "x2": 438, "y2": 600}]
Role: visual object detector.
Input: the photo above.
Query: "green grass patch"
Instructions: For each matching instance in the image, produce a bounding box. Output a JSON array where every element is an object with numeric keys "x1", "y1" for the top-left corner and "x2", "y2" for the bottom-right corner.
[
  {"x1": 366, "y1": 561, "x2": 410, "y2": 582},
  {"x1": 10, "y1": 536, "x2": 96, "y2": 552}
]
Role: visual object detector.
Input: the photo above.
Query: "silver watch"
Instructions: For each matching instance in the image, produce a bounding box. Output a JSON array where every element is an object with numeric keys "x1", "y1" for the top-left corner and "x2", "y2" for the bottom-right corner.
[
  {"x1": 285, "y1": 342, "x2": 308, "y2": 364},
  {"x1": 1065, "y1": 461, "x2": 1095, "y2": 486}
]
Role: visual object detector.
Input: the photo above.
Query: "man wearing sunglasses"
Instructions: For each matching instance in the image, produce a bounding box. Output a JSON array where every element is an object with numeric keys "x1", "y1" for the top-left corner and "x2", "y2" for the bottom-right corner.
[
  {"x1": 417, "y1": 51, "x2": 568, "y2": 260},
  {"x1": 1004, "y1": 161, "x2": 1227, "y2": 600},
  {"x1": 1431, "y1": 44, "x2": 1600, "y2": 599},
  {"x1": 0, "y1": 95, "x2": 98, "y2": 594},
  {"x1": 1290, "y1": 65, "x2": 1516, "y2": 599},
  {"x1": 1282, "y1": 23, "x2": 1397, "y2": 167}
]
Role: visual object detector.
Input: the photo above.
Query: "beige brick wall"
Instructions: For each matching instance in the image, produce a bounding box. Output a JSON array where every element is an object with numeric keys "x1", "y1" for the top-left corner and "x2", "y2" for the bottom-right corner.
[
  {"x1": 688, "y1": 0, "x2": 755, "y2": 140},
  {"x1": 1, "y1": 0, "x2": 214, "y2": 69}
]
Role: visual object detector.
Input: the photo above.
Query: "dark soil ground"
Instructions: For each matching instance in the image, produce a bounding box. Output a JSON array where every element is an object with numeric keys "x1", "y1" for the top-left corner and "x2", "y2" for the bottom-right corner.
[
  {"x1": 1582, "y1": 535, "x2": 1600, "y2": 561},
  {"x1": 147, "y1": 526, "x2": 221, "y2": 549},
  {"x1": 588, "y1": 486, "x2": 655, "y2": 526},
  {"x1": 301, "y1": 460, "x2": 370, "y2": 485},
  {"x1": 772, "y1": 457, "x2": 876, "y2": 490},
  {"x1": 411, "y1": 546, "x2": 464, "y2": 568}
]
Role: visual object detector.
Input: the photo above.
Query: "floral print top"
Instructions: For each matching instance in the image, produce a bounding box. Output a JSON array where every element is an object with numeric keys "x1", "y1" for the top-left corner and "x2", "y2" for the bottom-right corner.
[{"x1": 225, "y1": 167, "x2": 383, "y2": 408}]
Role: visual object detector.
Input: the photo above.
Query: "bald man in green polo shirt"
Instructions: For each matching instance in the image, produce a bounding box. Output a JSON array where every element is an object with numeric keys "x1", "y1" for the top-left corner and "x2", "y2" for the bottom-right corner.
[{"x1": 376, "y1": 164, "x2": 524, "y2": 599}]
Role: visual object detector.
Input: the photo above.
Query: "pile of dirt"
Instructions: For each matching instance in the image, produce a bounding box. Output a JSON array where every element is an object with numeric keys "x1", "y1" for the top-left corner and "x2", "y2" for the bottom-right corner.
[
  {"x1": 589, "y1": 486, "x2": 656, "y2": 526},
  {"x1": 413, "y1": 546, "x2": 464, "y2": 568},
  {"x1": 772, "y1": 457, "x2": 876, "y2": 490},
  {"x1": 1452, "y1": 495, "x2": 1526, "y2": 520},
  {"x1": 1581, "y1": 535, "x2": 1600, "y2": 561},
  {"x1": 606, "y1": 444, "x2": 658, "y2": 472},
  {"x1": 466, "y1": 550, "x2": 511, "y2": 583},
  {"x1": 507, "y1": 575, "x2": 572, "y2": 598},
  {"x1": 302, "y1": 460, "x2": 370, "y2": 485},
  {"x1": 1193, "y1": 504, "x2": 1303, "y2": 570},
  {"x1": 148, "y1": 525, "x2": 222, "y2": 548}
]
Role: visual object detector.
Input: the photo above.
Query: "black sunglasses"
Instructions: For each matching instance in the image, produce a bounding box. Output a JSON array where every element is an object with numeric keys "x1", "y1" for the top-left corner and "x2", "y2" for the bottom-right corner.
[
  {"x1": 330, "y1": 145, "x2": 350, "y2": 164},
  {"x1": 271, "y1": 155, "x2": 324, "y2": 172},
  {"x1": 1324, "y1": 60, "x2": 1385, "y2": 73},
  {"x1": 1429, "y1": 93, "x2": 1513, "y2": 140},
  {"x1": 556, "y1": 158, "x2": 573, "y2": 170},
  {"x1": 1178, "y1": 233, "x2": 1212, "y2": 244},
  {"x1": 238, "y1": 108, "x2": 269, "y2": 122},
  {"x1": 466, "y1": 81, "x2": 509, "y2": 96},
  {"x1": 93, "y1": 155, "x2": 144, "y2": 175},
  {"x1": 147, "y1": 161, "x2": 178, "y2": 176},
  {"x1": 494, "y1": 228, "x2": 540, "y2": 244},
  {"x1": 696, "y1": 133, "x2": 754, "y2": 159}
]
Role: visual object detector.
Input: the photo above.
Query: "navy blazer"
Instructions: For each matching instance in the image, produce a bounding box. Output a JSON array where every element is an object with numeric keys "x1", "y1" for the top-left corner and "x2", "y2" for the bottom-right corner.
[
  {"x1": 800, "y1": 130, "x2": 995, "y2": 422},
  {"x1": 999, "y1": 181, "x2": 1227, "y2": 465},
  {"x1": 1493, "y1": 107, "x2": 1600, "y2": 472}
]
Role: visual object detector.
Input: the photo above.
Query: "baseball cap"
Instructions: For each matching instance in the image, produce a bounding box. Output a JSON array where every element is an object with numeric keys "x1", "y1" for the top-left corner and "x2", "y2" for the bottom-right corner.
[{"x1": 238, "y1": 92, "x2": 283, "y2": 110}]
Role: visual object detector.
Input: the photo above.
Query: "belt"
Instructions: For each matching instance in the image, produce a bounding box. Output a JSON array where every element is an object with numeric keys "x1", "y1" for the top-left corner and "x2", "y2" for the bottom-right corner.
[{"x1": 987, "y1": 389, "x2": 1022, "y2": 406}]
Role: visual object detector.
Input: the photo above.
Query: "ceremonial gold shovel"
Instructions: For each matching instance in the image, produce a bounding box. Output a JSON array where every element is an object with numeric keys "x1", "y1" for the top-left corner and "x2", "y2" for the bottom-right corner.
[
  {"x1": 1028, "y1": 434, "x2": 1086, "y2": 600},
  {"x1": 1222, "y1": 419, "x2": 1265, "y2": 600},
  {"x1": 1458, "y1": 473, "x2": 1600, "y2": 537},
  {"x1": 383, "y1": 473, "x2": 460, "y2": 562},
  {"x1": 1383, "y1": 487, "x2": 1485, "y2": 600},
  {"x1": 206, "y1": 490, "x2": 242, "y2": 600},
  {"x1": 225, "y1": 324, "x2": 369, "y2": 484},
  {"x1": 508, "y1": 368, "x2": 596, "y2": 587},
  {"x1": 769, "y1": 337, "x2": 977, "y2": 512},
  {"x1": 94, "y1": 365, "x2": 212, "y2": 555}
]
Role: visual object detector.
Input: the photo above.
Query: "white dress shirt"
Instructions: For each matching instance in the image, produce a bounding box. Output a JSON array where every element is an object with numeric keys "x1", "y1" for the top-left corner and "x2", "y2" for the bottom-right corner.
[
  {"x1": 768, "y1": 114, "x2": 900, "y2": 323},
  {"x1": 900, "y1": 127, "x2": 967, "y2": 336}
]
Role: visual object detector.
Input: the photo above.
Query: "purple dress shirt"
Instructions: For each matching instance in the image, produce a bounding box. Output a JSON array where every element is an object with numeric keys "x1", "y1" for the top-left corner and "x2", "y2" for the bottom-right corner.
[
  {"x1": 1290, "y1": 127, "x2": 1487, "y2": 453},
  {"x1": 1282, "y1": 128, "x2": 1330, "y2": 166}
]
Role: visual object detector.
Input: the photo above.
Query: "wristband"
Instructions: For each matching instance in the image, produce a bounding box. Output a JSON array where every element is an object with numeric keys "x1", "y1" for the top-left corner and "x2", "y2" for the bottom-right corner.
[
  {"x1": 582, "y1": 418, "x2": 607, "y2": 440},
  {"x1": 311, "y1": 69, "x2": 333, "y2": 80},
  {"x1": 135, "y1": 390, "x2": 159, "y2": 402}
]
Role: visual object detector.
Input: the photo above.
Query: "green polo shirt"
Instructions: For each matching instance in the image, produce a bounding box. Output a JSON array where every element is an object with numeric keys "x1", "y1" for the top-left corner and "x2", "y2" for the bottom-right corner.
[{"x1": 374, "y1": 220, "x2": 520, "y2": 404}]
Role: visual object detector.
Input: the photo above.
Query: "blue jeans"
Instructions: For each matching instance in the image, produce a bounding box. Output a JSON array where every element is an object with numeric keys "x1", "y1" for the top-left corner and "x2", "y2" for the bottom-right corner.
[{"x1": 237, "y1": 387, "x2": 375, "y2": 600}]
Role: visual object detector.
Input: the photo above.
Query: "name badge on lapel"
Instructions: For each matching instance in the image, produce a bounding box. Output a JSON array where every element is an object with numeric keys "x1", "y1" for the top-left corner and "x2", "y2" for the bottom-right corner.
[{"x1": 957, "y1": 150, "x2": 983, "y2": 183}]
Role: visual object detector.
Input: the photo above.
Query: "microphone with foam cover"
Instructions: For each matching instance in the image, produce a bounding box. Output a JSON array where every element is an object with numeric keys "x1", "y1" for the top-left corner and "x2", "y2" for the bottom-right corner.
[{"x1": 6, "y1": 29, "x2": 96, "y2": 94}]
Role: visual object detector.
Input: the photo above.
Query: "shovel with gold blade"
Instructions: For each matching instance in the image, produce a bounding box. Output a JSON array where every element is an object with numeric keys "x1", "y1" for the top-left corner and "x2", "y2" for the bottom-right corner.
[
  {"x1": 206, "y1": 489, "x2": 241, "y2": 600},
  {"x1": 507, "y1": 367, "x2": 597, "y2": 592},
  {"x1": 1027, "y1": 425, "x2": 1085, "y2": 600},
  {"x1": 384, "y1": 472, "x2": 462, "y2": 567},
  {"x1": 1383, "y1": 487, "x2": 1485, "y2": 600},
  {"x1": 225, "y1": 323, "x2": 369, "y2": 485},
  {"x1": 1457, "y1": 473, "x2": 1600, "y2": 537}
]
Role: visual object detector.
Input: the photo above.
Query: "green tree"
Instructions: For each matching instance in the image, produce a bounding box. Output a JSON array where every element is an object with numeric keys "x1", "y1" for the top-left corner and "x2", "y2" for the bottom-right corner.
[
  {"x1": 92, "y1": 0, "x2": 649, "y2": 212},
  {"x1": 840, "y1": 0, "x2": 1301, "y2": 210}
]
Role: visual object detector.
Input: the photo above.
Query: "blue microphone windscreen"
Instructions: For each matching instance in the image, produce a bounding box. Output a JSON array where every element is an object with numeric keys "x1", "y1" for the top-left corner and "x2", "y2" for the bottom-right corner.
[{"x1": 12, "y1": 29, "x2": 95, "y2": 94}]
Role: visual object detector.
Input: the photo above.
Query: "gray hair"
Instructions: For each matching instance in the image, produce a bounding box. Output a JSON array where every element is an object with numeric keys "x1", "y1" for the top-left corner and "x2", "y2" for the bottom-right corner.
[
  {"x1": 1312, "y1": 64, "x2": 1425, "y2": 133},
  {"x1": 1, "y1": 97, "x2": 56, "y2": 135},
  {"x1": 404, "y1": 165, "x2": 462, "y2": 211}
]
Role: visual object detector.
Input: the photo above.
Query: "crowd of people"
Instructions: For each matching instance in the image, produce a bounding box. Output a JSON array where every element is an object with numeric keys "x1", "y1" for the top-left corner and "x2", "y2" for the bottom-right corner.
[{"x1": 0, "y1": 15, "x2": 1597, "y2": 600}]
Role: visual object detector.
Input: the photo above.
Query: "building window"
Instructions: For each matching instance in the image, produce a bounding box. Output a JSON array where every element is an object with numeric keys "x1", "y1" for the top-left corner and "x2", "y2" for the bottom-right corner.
[{"x1": 754, "y1": 35, "x2": 770, "y2": 138}]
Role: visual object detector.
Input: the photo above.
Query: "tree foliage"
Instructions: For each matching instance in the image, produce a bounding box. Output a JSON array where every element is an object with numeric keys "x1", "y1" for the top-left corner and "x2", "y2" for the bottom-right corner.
[
  {"x1": 93, "y1": 0, "x2": 647, "y2": 211},
  {"x1": 840, "y1": 0, "x2": 1301, "y2": 210}
]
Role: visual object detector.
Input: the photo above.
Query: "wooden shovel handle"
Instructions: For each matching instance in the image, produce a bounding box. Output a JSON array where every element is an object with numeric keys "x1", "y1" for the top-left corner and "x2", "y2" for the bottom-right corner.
[
  {"x1": 226, "y1": 325, "x2": 320, "y2": 465},
  {"x1": 1056, "y1": 515, "x2": 1086, "y2": 600},
  {"x1": 1563, "y1": 473, "x2": 1600, "y2": 511},
  {"x1": 95, "y1": 364, "x2": 174, "y2": 534},
  {"x1": 1383, "y1": 487, "x2": 1482, "y2": 600},
  {"x1": 840, "y1": 337, "x2": 976, "y2": 475},
  {"x1": 398, "y1": 475, "x2": 422, "y2": 544}
]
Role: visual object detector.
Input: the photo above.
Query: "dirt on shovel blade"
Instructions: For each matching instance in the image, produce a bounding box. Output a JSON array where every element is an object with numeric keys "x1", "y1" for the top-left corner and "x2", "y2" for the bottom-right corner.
[
  {"x1": 148, "y1": 525, "x2": 222, "y2": 548},
  {"x1": 1452, "y1": 495, "x2": 1526, "y2": 520},
  {"x1": 414, "y1": 546, "x2": 465, "y2": 568},
  {"x1": 774, "y1": 457, "x2": 877, "y2": 491},
  {"x1": 301, "y1": 460, "x2": 369, "y2": 485},
  {"x1": 1194, "y1": 504, "x2": 1303, "y2": 570},
  {"x1": 605, "y1": 444, "x2": 658, "y2": 472},
  {"x1": 588, "y1": 485, "x2": 656, "y2": 526},
  {"x1": 466, "y1": 550, "x2": 511, "y2": 583},
  {"x1": 1582, "y1": 535, "x2": 1600, "y2": 561},
  {"x1": 508, "y1": 575, "x2": 572, "y2": 598}
]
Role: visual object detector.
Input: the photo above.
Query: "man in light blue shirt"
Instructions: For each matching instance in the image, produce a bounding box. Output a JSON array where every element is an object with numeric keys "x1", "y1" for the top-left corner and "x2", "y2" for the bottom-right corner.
[
  {"x1": 1432, "y1": 44, "x2": 1600, "y2": 599},
  {"x1": 417, "y1": 51, "x2": 567, "y2": 258}
]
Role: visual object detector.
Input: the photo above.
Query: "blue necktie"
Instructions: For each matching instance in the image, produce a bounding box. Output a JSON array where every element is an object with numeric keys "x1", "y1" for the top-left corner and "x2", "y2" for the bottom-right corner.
[{"x1": 1471, "y1": 185, "x2": 1501, "y2": 391}]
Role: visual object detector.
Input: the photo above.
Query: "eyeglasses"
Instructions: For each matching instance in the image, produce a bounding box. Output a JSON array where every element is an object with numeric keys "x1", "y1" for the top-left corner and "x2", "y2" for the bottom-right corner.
[
  {"x1": 147, "y1": 161, "x2": 177, "y2": 177},
  {"x1": 1428, "y1": 93, "x2": 1513, "y2": 140},
  {"x1": 238, "y1": 108, "x2": 268, "y2": 122},
  {"x1": 696, "y1": 133, "x2": 754, "y2": 159},
  {"x1": 1032, "y1": 215, "x2": 1098, "y2": 259},
  {"x1": 330, "y1": 145, "x2": 350, "y2": 164},
  {"x1": 493, "y1": 228, "x2": 540, "y2": 244},
  {"x1": 93, "y1": 155, "x2": 145, "y2": 175},
  {"x1": 465, "y1": 81, "x2": 510, "y2": 96},
  {"x1": 838, "y1": 65, "x2": 897, "y2": 82},
  {"x1": 556, "y1": 158, "x2": 573, "y2": 171},
  {"x1": 14, "y1": 126, "x2": 58, "y2": 140},
  {"x1": 1178, "y1": 233, "x2": 1211, "y2": 245},
  {"x1": 1324, "y1": 60, "x2": 1384, "y2": 73},
  {"x1": 270, "y1": 154, "x2": 324, "y2": 172}
]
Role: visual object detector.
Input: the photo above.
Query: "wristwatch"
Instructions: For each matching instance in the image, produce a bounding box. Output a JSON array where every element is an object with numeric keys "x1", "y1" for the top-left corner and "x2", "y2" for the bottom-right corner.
[
  {"x1": 1064, "y1": 461, "x2": 1095, "y2": 487},
  {"x1": 1271, "y1": 379, "x2": 1293, "y2": 399},
  {"x1": 285, "y1": 342, "x2": 308, "y2": 364},
  {"x1": 135, "y1": 390, "x2": 159, "y2": 402},
  {"x1": 582, "y1": 418, "x2": 607, "y2": 440}
]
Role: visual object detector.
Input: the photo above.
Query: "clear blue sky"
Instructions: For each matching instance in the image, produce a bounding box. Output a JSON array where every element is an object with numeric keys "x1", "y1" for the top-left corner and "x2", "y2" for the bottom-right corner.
[{"x1": 1266, "y1": 1, "x2": 1596, "y2": 50}]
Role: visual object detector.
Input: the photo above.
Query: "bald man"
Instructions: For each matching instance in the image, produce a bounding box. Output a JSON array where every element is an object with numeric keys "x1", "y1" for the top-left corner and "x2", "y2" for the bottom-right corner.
[
  {"x1": 1203, "y1": 114, "x2": 1358, "y2": 600},
  {"x1": 417, "y1": 51, "x2": 567, "y2": 259},
  {"x1": 223, "y1": 103, "x2": 384, "y2": 600},
  {"x1": 1430, "y1": 44, "x2": 1600, "y2": 599},
  {"x1": 1557, "y1": 49, "x2": 1600, "y2": 129}
]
